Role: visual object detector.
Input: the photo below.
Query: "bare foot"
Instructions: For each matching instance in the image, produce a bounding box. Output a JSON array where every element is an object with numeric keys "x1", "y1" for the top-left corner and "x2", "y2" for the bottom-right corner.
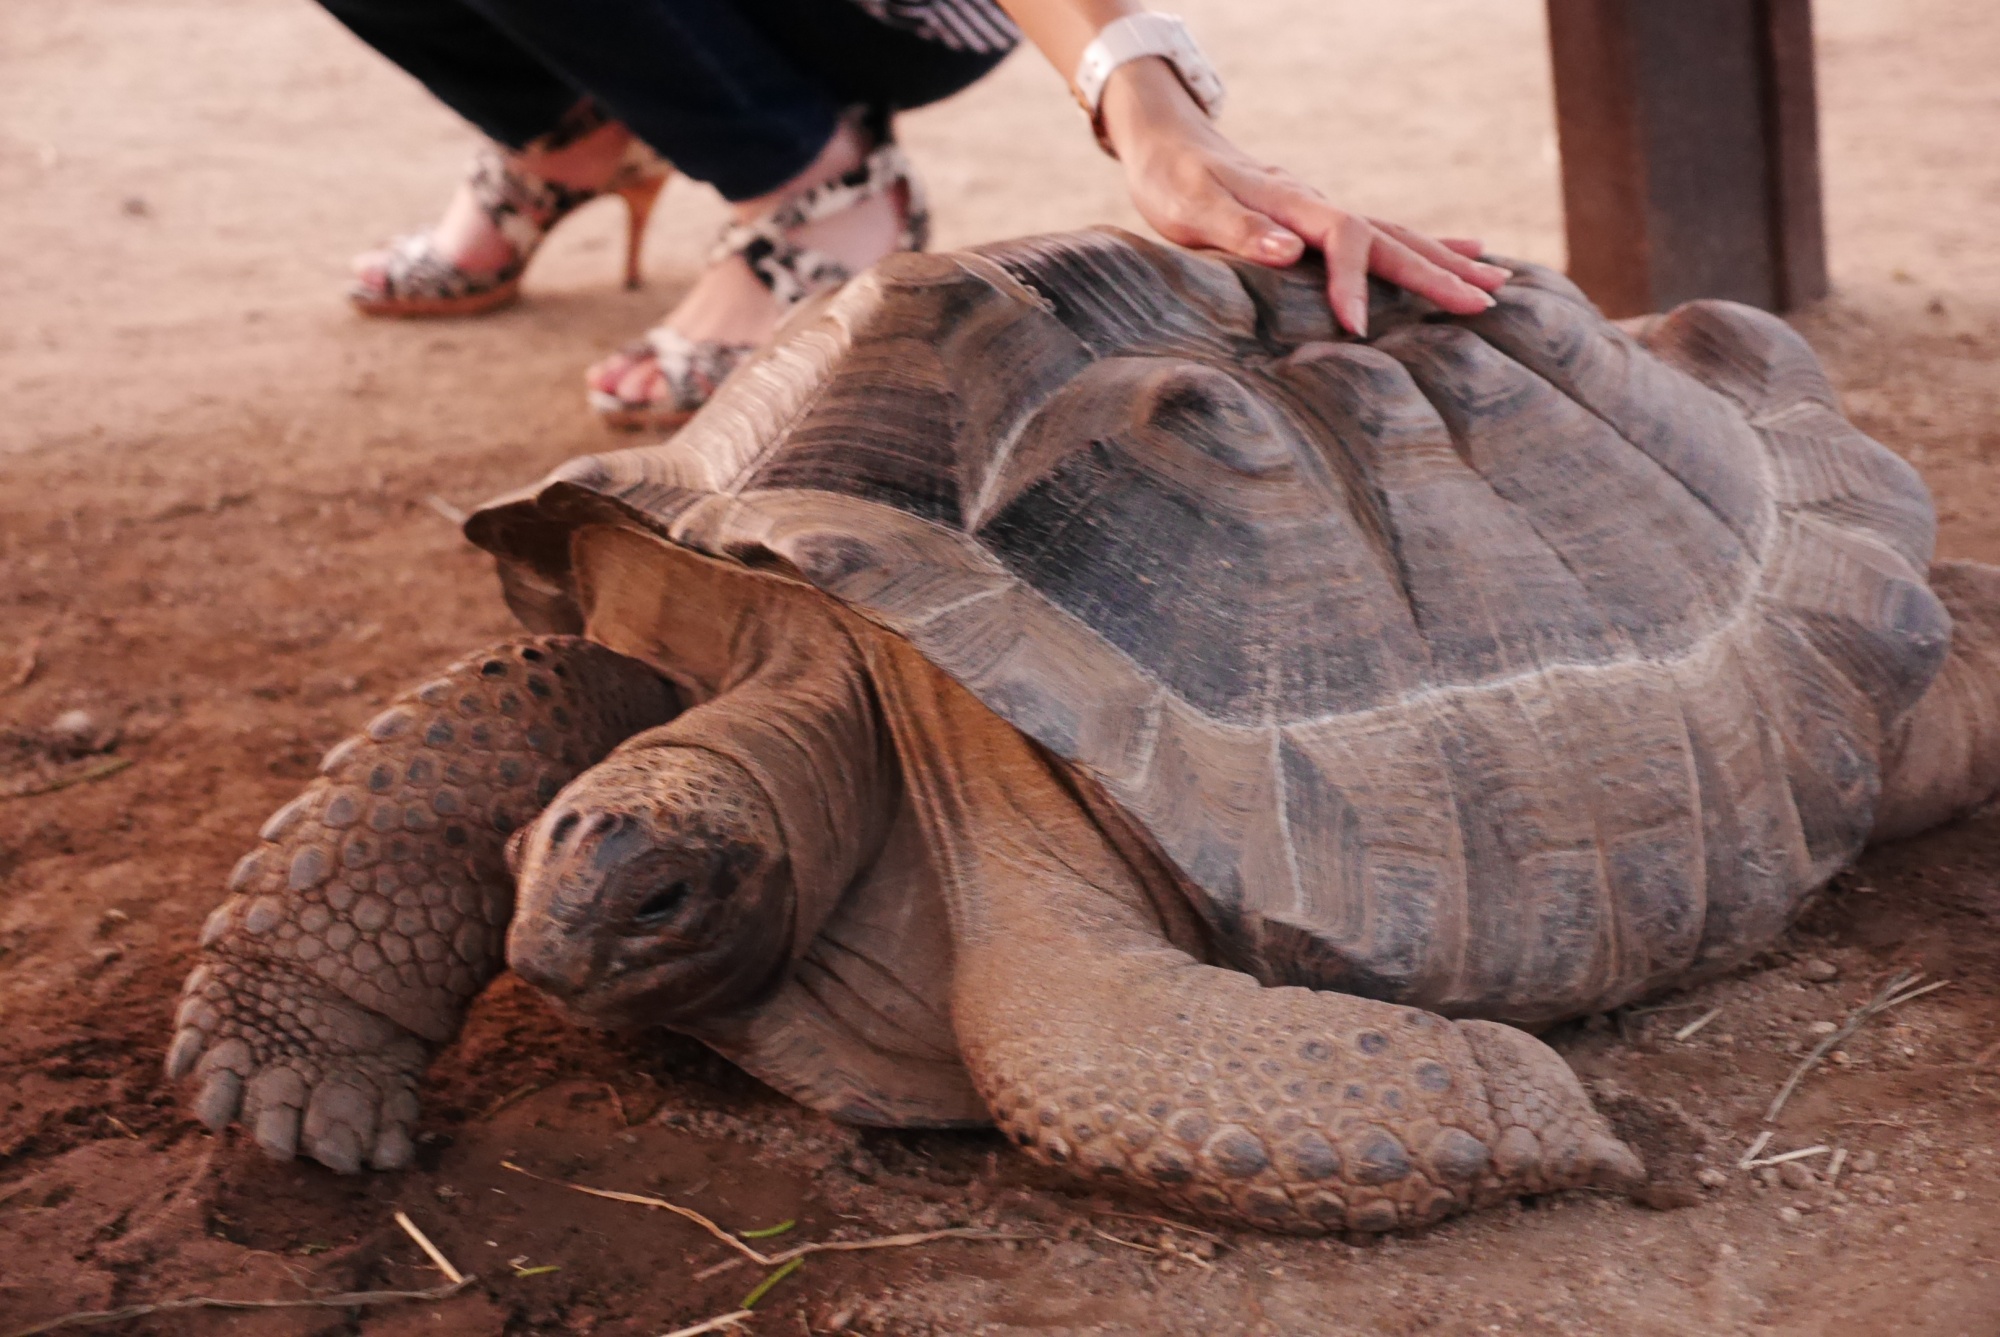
[
  {"x1": 584, "y1": 118, "x2": 907, "y2": 411},
  {"x1": 351, "y1": 118, "x2": 646, "y2": 300}
]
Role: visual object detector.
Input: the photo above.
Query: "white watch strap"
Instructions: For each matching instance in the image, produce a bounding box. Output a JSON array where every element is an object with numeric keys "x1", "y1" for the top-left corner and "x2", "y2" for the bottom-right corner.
[{"x1": 1072, "y1": 13, "x2": 1226, "y2": 155}]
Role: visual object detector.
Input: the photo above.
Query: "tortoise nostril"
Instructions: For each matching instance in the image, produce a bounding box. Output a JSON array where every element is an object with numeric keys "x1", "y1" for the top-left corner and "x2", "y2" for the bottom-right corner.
[{"x1": 547, "y1": 810, "x2": 582, "y2": 846}]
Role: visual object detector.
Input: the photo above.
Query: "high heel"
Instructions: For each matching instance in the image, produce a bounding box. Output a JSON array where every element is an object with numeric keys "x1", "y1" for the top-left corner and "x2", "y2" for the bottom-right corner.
[
  {"x1": 588, "y1": 138, "x2": 927, "y2": 431},
  {"x1": 614, "y1": 175, "x2": 667, "y2": 291},
  {"x1": 350, "y1": 135, "x2": 671, "y2": 319}
]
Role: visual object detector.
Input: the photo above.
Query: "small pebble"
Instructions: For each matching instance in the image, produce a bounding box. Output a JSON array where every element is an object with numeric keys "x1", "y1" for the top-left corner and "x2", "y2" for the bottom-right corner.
[
  {"x1": 1696, "y1": 1167, "x2": 1729, "y2": 1190},
  {"x1": 1853, "y1": 1151, "x2": 1880, "y2": 1173},
  {"x1": 1718, "y1": 1242, "x2": 1738, "y2": 1257},
  {"x1": 1800, "y1": 959, "x2": 1839, "y2": 982},
  {"x1": 1831, "y1": 1050, "x2": 1854, "y2": 1067},
  {"x1": 1777, "y1": 1205, "x2": 1803, "y2": 1224},
  {"x1": 1952, "y1": 1189, "x2": 1968, "y2": 1202},
  {"x1": 1779, "y1": 1161, "x2": 1817, "y2": 1191},
  {"x1": 1808, "y1": 1020, "x2": 1839, "y2": 1036},
  {"x1": 1756, "y1": 1166, "x2": 1780, "y2": 1188},
  {"x1": 48, "y1": 708, "x2": 101, "y2": 752}
]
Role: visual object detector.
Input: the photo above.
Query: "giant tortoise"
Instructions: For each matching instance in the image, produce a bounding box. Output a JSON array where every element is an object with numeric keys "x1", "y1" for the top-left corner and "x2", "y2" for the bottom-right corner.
[{"x1": 168, "y1": 229, "x2": 2000, "y2": 1234}]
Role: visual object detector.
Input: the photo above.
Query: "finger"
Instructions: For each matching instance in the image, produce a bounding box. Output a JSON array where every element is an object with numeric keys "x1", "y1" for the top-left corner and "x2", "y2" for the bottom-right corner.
[
  {"x1": 1212, "y1": 167, "x2": 1373, "y2": 334},
  {"x1": 1368, "y1": 231, "x2": 1498, "y2": 316},
  {"x1": 1438, "y1": 237, "x2": 1487, "y2": 258},
  {"x1": 1157, "y1": 174, "x2": 1306, "y2": 266},
  {"x1": 1324, "y1": 215, "x2": 1375, "y2": 337},
  {"x1": 1373, "y1": 220, "x2": 1512, "y2": 291}
]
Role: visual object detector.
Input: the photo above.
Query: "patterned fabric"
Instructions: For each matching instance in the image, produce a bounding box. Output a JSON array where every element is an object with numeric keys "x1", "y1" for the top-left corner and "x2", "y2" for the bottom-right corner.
[
  {"x1": 843, "y1": 0, "x2": 1020, "y2": 54},
  {"x1": 590, "y1": 139, "x2": 929, "y2": 427},
  {"x1": 710, "y1": 143, "x2": 929, "y2": 306},
  {"x1": 354, "y1": 136, "x2": 664, "y2": 306}
]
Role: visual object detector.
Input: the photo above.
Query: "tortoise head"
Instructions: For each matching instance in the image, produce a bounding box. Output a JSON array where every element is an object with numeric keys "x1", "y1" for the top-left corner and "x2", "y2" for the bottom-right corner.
[{"x1": 505, "y1": 744, "x2": 793, "y2": 1027}]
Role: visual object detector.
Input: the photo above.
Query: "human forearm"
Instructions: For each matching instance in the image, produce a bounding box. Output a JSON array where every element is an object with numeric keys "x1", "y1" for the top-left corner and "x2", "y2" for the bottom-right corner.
[{"x1": 990, "y1": 1, "x2": 1510, "y2": 336}]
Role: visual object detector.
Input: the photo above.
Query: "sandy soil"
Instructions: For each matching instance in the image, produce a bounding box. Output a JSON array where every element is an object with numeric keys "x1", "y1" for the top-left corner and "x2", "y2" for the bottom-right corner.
[{"x1": 4, "y1": 0, "x2": 1999, "y2": 1333}]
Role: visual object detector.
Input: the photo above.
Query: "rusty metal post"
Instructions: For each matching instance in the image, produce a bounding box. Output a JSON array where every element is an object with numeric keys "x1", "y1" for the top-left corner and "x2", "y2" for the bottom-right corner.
[{"x1": 1546, "y1": 0, "x2": 1829, "y2": 316}]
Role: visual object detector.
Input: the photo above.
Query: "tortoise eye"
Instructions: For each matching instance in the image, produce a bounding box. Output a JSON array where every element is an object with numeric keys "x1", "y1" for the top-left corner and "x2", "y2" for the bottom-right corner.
[{"x1": 634, "y1": 881, "x2": 692, "y2": 925}]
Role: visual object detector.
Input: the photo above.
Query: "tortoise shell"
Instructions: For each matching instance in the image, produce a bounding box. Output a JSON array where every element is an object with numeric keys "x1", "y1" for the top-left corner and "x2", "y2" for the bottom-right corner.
[{"x1": 469, "y1": 228, "x2": 1947, "y2": 1025}]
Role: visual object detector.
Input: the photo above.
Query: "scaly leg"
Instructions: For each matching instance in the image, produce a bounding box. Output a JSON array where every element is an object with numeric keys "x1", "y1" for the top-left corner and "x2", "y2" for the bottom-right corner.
[
  {"x1": 873, "y1": 637, "x2": 1642, "y2": 1233},
  {"x1": 167, "y1": 637, "x2": 675, "y2": 1171},
  {"x1": 1874, "y1": 561, "x2": 2000, "y2": 843}
]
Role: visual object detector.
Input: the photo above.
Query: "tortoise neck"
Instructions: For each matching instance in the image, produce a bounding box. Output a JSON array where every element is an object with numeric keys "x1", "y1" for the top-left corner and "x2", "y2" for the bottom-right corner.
[{"x1": 654, "y1": 617, "x2": 897, "y2": 956}]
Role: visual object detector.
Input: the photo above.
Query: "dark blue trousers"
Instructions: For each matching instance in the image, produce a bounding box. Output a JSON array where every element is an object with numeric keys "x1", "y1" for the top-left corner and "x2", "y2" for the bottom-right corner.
[{"x1": 317, "y1": 0, "x2": 1006, "y2": 199}]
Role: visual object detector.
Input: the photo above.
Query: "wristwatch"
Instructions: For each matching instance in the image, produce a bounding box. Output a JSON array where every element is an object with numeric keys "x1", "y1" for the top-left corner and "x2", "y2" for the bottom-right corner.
[{"x1": 1071, "y1": 12, "x2": 1227, "y2": 157}]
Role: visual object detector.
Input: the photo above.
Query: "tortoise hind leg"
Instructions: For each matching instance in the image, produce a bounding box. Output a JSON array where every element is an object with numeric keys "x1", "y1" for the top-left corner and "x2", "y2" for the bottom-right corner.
[
  {"x1": 167, "y1": 637, "x2": 676, "y2": 1171},
  {"x1": 1873, "y1": 561, "x2": 2000, "y2": 843}
]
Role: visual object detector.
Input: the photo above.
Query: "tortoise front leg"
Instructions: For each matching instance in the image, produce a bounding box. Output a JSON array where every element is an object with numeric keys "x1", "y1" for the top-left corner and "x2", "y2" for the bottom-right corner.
[
  {"x1": 168, "y1": 637, "x2": 676, "y2": 1171},
  {"x1": 876, "y1": 641, "x2": 1643, "y2": 1233}
]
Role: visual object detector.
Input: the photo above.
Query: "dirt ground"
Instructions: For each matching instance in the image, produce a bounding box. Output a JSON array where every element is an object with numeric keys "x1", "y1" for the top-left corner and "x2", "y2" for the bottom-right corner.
[{"x1": 4, "y1": 0, "x2": 2000, "y2": 1333}]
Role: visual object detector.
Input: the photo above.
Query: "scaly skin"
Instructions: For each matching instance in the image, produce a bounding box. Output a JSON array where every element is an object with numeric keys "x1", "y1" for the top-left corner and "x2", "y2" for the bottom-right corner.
[
  {"x1": 872, "y1": 634, "x2": 1645, "y2": 1233},
  {"x1": 962, "y1": 946, "x2": 1644, "y2": 1233},
  {"x1": 168, "y1": 637, "x2": 676, "y2": 1171}
]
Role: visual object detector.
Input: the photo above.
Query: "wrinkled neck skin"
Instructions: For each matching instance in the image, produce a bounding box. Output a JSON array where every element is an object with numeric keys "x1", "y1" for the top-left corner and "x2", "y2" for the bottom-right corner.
[{"x1": 570, "y1": 526, "x2": 901, "y2": 977}]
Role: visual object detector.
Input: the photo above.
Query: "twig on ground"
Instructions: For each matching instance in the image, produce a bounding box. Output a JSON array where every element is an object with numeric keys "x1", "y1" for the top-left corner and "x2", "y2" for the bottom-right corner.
[
  {"x1": 657, "y1": 1310, "x2": 753, "y2": 1337},
  {"x1": 394, "y1": 1210, "x2": 466, "y2": 1285},
  {"x1": 1765, "y1": 971, "x2": 1952, "y2": 1123},
  {"x1": 424, "y1": 494, "x2": 468, "y2": 525},
  {"x1": 1090, "y1": 1209, "x2": 1226, "y2": 1244},
  {"x1": 1090, "y1": 1228, "x2": 1162, "y2": 1255},
  {"x1": 604, "y1": 1082, "x2": 630, "y2": 1127},
  {"x1": 3, "y1": 1280, "x2": 472, "y2": 1337},
  {"x1": 4, "y1": 621, "x2": 52, "y2": 693},
  {"x1": 481, "y1": 1081, "x2": 542, "y2": 1119},
  {"x1": 691, "y1": 1256, "x2": 747, "y2": 1282},
  {"x1": 1742, "y1": 1144, "x2": 1831, "y2": 1169},
  {"x1": 500, "y1": 1161, "x2": 1034, "y2": 1266},
  {"x1": 1672, "y1": 1007, "x2": 1723, "y2": 1042},
  {"x1": 1826, "y1": 1148, "x2": 1849, "y2": 1183},
  {"x1": 1, "y1": 757, "x2": 135, "y2": 800},
  {"x1": 1737, "y1": 1131, "x2": 1774, "y2": 1170}
]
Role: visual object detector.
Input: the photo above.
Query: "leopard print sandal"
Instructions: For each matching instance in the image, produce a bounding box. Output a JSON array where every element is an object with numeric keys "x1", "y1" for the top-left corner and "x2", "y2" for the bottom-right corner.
[{"x1": 588, "y1": 139, "x2": 928, "y2": 432}]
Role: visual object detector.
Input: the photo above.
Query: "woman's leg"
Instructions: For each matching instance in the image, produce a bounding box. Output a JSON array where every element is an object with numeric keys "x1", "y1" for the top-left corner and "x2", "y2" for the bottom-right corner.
[{"x1": 527, "y1": 0, "x2": 1005, "y2": 409}]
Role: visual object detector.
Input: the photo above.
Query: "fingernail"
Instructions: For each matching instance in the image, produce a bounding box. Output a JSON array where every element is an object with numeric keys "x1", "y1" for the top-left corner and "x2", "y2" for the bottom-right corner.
[
  {"x1": 1477, "y1": 290, "x2": 1498, "y2": 310},
  {"x1": 1259, "y1": 231, "x2": 1299, "y2": 260},
  {"x1": 1343, "y1": 298, "x2": 1369, "y2": 338},
  {"x1": 1477, "y1": 262, "x2": 1513, "y2": 282}
]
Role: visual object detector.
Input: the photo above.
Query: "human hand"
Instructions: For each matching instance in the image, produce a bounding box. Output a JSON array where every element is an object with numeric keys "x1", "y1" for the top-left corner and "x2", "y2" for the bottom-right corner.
[{"x1": 1100, "y1": 57, "x2": 1509, "y2": 337}]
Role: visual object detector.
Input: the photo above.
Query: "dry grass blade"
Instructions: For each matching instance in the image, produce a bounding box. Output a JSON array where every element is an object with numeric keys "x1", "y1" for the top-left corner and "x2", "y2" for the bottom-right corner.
[
  {"x1": 1672, "y1": 1006, "x2": 1724, "y2": 1042},
  {"x1": 1091, "y1": 1209, "x2": 1226, "y2": 1244},
  {"x1": 4, "y1": 621, "x2": 52, "y2": 693},
  {"x1": 1737, "y1": 1130, "x2": 1774, "y2": 1170},
  {"x1": 656, "y1": 1310, "x2": 753, "y2": 1337},
  {"x1": 1765, "y1": 970, "x2": 1951, "y2": 1123},
  {"x1": 1, "y1": 756, "x2": 135, "y2": 801},
  {"x1": 501, "y1": 1161, "x2": 1035, "y2": 1267},
  {"x1": 3, "y1": 1280, "x2": 472, "y2": 1337},
  {"x1": 424, "y1": 494, "x2": 468, "y2": 525},
  {"x1": 395, "y1": 1210, "x2": 466, "y2": 1285},
  {"x1": 1090, "y1": 1228, "x2": 1162, "y2": 1255}
]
